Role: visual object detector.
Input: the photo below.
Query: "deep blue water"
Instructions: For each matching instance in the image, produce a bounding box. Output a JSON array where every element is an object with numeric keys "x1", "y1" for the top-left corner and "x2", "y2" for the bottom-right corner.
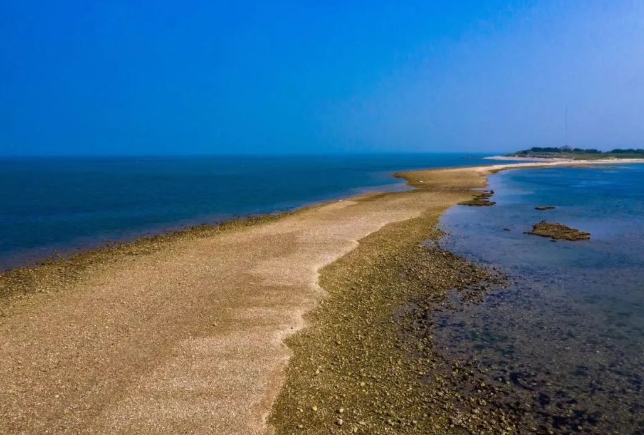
[
  {"x1": 0, "y1": 153, "x2": 490, "y2": 270},
  {"x1": 438, "y1": 164, "x2": 644, "y2": 434}
]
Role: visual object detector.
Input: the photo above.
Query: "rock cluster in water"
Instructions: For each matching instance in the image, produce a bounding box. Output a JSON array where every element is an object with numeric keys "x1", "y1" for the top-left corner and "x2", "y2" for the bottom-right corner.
[
  {"x1": 459, "y1": 190, "x2": 496, "y2": 207},
  {"x1": 525, "y1": 221, "x2": 591, "y2": 241}
]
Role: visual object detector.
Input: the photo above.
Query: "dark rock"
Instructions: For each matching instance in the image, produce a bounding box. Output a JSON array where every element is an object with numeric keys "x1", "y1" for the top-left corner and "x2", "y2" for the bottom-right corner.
[
  {"x1": 459, "y1": 190, "x2": 496, "y2": 207},
  {"x1": 525, "y1": 222, "x2": 590, "y2": 241}
]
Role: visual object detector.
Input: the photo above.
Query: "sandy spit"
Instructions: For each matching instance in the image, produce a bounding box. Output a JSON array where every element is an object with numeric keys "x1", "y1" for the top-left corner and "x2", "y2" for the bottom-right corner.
[
  {"x1": 0, "y1": 189, "x2": 469, "y2": 434},
  {"x1": 0, "y1": 159, "x2": 638, "y2": 435}
]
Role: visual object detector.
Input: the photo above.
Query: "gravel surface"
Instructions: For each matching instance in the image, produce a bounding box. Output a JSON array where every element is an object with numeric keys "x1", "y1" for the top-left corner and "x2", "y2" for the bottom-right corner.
[
  {"x1": 0, "y1": 188, "x2": 459, "y2": 434},
  {"x1": 270, "y1": 169, "x2": 523, "y2": 435}
]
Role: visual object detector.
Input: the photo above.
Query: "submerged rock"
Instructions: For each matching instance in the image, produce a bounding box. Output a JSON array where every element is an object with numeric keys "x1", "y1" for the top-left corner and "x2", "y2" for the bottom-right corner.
[
  {"x1": 535, "y1": 206, "x2": 556, "y2": 211},
  {"x1": 525, "y1": 221, "x2": 590, "y2": 241}
]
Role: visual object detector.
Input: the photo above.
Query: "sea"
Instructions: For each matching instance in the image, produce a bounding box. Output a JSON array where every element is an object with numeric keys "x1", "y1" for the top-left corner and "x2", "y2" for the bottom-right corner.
[
  {"x1": 0, "y1": 153, "x2": 490, "y2": 270},
  {"x1": 437, "y1": 164, "x2": 644, "y2": 434}
]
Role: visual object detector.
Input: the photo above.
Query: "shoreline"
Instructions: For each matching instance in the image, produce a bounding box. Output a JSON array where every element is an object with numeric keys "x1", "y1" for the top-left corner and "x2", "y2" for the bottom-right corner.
[
  {"x1": 484, "y1": 155, "x2": 644, "y2": 163},
  {"x1": 2, "y1": 156, "x2": 641, "y2": 277},
  {"x1": 1, "y1": 159, "x2": 642, "y2": 434},
  {"x1": 0, "y1": 188, "x2": 398, "y2": 275}
]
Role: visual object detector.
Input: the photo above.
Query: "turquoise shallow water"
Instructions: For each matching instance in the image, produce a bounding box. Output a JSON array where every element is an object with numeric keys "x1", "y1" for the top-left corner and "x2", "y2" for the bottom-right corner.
[
  {"x1": 0, "y1": 153, "x2": 491, "y2": 270},
  {"x1": 438, "y1": 164, "x2": 644, "y2": 434}
]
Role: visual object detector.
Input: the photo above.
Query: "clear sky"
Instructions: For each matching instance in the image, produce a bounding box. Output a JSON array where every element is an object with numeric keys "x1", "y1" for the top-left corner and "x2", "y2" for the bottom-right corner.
[{"x1": 1, "y1": 1, "x2": 643, "y2": 156}]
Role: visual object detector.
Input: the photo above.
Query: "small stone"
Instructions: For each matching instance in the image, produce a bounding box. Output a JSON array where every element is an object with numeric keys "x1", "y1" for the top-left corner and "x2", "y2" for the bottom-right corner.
[{"x1": 312, "y1": 405, "x2": 318, "y2": 412}]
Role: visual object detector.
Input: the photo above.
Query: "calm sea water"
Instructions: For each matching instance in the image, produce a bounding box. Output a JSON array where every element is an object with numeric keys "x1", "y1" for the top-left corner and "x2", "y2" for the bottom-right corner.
[
  {"x1": 438, "y1": 164, "x2": 644, "y2": 434},
  {"x1": 0, "y1": 153, "x2": 490, "y2": 270}
]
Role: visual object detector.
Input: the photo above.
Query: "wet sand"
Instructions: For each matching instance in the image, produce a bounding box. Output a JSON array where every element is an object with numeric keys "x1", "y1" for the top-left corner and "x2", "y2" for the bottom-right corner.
[{"x1": 1, "y1": 159, "x2": 642, "y2": 434}]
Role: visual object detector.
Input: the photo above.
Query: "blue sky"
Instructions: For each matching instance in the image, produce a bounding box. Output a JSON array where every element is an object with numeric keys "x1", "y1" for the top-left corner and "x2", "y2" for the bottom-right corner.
[{"x1": 1, "y1": 1, "x2": 643, "y2": 155}]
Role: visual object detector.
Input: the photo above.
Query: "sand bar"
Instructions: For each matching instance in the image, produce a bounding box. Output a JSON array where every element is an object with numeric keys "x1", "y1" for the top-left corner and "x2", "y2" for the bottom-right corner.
[
  {"x1": 0, "y1": 190, "x2": 472, "y2": 434},
  {"x1": 0, "y1": 159, "x2": 641, "y2": 434}
]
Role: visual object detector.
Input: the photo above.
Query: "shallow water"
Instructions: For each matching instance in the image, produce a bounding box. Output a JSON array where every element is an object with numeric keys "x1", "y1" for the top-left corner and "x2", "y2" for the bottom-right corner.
[
  {"x1": 437, "y1": 165, "x2": 644, "y2": 434},
  {"x1": 0, "y1": 153, "x2": 490, "y2": 270}
]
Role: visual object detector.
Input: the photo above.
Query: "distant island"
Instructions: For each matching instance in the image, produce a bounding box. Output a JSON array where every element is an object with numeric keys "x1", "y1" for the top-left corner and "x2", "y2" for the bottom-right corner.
[{"x1": 507, "y1": 146, "x2": 644, "y2": 160}]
